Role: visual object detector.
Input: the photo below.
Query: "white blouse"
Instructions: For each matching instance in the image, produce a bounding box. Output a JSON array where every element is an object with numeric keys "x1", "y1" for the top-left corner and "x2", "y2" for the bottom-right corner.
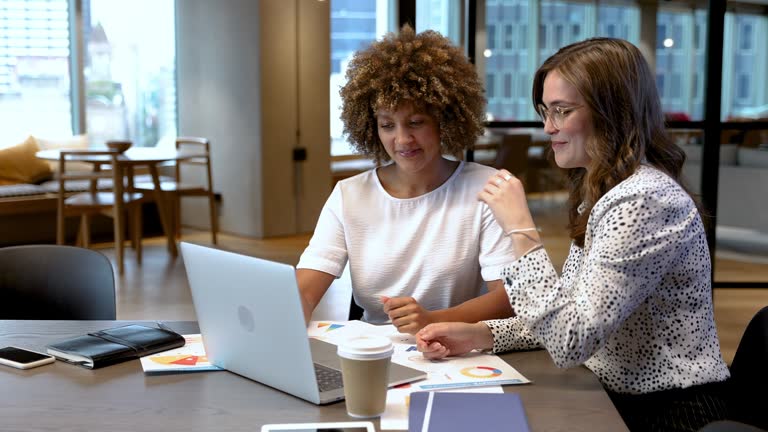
[
  {"x1": 484, "y1": 165, "x2": 730, "y2": 394},
  {"x1": 297, "y1": 161, "x2": 516, "y2": 323}
]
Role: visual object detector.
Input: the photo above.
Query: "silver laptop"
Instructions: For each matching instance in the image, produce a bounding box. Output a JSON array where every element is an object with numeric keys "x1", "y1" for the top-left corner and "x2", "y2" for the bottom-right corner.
[{"x1": 180, "y1": 242, "x2": 426, "y2": 405}]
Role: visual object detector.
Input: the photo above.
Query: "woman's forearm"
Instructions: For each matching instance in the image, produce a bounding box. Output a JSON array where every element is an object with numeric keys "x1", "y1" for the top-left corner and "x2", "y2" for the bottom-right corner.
[{"x1": 430, "y1": 282, "x2": 513, "y2": 324}]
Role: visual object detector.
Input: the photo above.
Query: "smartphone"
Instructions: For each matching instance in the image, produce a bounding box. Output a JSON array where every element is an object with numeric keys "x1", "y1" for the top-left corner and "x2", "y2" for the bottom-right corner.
[
  {"x1": 0, "y1": 346, "x2": 56, "y2": 370},
  {"x1": 260, "y1": 422, "x2": 375, "y2": 432}
]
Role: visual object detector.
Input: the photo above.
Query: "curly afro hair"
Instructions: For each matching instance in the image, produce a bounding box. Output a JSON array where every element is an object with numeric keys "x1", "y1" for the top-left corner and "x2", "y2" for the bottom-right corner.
[{"x1": 339, "y1": 25, "x2": 486, "y2": 162}]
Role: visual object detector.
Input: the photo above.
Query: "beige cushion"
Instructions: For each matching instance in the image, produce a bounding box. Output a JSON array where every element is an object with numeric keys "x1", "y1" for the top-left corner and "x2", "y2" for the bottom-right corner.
[
  {"x1": 0, "y1": 136, "x2": 53, "y2": 186},
  {"x1": 34, "y1": 134, "x2": 92, "y2": 173}
]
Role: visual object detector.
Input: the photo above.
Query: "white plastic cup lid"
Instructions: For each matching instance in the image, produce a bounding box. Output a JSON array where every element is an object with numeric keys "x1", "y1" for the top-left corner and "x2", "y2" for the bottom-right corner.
[{"x1": 337, "y1": 336, "x2": 394, "y2": 360}]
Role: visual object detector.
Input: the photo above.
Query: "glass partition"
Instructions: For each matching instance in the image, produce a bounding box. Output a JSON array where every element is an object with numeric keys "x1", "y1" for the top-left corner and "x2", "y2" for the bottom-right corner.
[{"x1": 482, "y1": 0, "x2": 768, "y2": 283}]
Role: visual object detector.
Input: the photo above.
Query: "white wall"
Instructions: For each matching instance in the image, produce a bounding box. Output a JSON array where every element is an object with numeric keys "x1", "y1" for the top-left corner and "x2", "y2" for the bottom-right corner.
[{"x1": 176, "y1": 0, "x2": 330, "y2": 238}]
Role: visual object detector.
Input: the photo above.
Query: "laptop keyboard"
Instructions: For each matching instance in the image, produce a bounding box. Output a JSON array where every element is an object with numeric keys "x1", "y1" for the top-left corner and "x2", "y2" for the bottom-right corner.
[{"x1": 314, "y1": 363, "x2": 343, "y2": 392}]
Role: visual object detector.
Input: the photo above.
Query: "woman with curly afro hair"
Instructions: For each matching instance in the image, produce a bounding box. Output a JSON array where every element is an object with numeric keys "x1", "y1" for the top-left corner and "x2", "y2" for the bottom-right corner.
[{"x1": 296, "y1": 25, "x2": 517, "y2": 334}]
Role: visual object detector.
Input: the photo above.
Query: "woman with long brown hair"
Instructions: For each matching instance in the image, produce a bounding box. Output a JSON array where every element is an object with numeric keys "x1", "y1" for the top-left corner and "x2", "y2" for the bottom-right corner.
[{"x1": 417, "y1": 38, "x2": 730, "y2": 431}]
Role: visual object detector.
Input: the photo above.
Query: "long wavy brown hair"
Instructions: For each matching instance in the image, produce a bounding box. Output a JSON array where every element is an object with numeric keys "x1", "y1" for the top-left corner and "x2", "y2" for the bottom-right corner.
[
  {"x1": 339, "y1": 25, "x2": 486, "y2": 163},
  {"x1": 532, "y1": 38, "x2": 691, "y2": 247}
]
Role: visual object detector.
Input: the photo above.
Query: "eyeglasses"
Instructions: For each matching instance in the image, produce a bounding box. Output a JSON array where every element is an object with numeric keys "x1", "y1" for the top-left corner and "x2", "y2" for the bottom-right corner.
[{"x1": 536, "y1": 104, "x2": 583, "y2": 129}]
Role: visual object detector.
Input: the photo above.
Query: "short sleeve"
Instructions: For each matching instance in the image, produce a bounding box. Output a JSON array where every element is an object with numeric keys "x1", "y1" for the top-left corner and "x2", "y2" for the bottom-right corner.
[
  {"x1": 296, "y1": 183, "x2": 348, "y2": 277},
  {"x1": 478, "y1": 201, "x2": 517, "y2": 281}
]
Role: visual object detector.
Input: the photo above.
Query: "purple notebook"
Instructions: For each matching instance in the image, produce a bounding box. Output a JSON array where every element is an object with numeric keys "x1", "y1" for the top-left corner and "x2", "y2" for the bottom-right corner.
[{"x1": 408, "y1": 391, "x2": 531, "y2": 432}]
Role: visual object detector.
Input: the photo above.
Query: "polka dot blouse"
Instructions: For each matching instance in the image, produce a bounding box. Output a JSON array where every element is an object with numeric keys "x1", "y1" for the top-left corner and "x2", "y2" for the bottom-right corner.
[{"x1": 484, "y1": 165, "x2": 730, "y2": 394}]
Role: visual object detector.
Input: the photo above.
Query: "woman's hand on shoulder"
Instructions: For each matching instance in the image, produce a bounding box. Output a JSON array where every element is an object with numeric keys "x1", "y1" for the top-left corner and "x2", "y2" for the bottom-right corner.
[
  {"x1": 382, "y1": 296, "x2": 435, "y2": 335},
  {"x1": 477, "y1": 169, "x2": 534, "y2": 233},
  {"x1": 416, "y1": 322, "x2": 494, "y2": 360}
]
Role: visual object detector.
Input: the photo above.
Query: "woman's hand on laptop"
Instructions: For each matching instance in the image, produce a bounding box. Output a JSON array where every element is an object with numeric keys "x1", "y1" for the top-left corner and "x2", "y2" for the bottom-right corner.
[
  {"x1": 381, "y1": 296, "x2": 435, "y2": 335},
  {"x1": 416, "y1": 322, "x2": 494, "y2": 359}
]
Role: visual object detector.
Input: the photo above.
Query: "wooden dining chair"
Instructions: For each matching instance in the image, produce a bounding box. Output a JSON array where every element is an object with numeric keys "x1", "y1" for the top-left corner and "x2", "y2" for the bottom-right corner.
[
  {"x1": 56, "y1": 150, "x2": 144, "y2": 275},
  {"x1": 134, "y1": 137, "x2": 218, "y2": 244}
]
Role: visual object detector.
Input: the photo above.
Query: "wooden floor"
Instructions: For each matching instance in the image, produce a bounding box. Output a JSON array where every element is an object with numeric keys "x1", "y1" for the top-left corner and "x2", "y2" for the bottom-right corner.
[{"x1": 99, "y1": 195, "x2": 768, "y2": 364}]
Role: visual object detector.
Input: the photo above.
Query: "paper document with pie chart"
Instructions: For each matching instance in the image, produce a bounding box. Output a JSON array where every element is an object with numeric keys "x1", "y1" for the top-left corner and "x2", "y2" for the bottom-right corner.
[
  {"x1": 308, "y1": 321, "x2": 529, "y2": 390},
  {"x1": 140, "y1": 334, "x2": 224, "y2": 374},
  {"x1": 399, "y1": 349, "x2": 531, "y2": 390}
]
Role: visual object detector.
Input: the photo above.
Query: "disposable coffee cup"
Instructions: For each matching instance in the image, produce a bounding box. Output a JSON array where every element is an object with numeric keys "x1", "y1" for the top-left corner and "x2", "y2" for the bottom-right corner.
[{"x1": 337, "y1": 336, "x2": 394, "y2": 418}]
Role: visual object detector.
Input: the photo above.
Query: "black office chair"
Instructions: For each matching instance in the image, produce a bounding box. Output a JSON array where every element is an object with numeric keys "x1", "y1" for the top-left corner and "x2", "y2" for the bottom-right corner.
[
  {"x1": 727, "y1": 305, "x2": 768, "y2": 430},
  {"x1": 0, "y1": 245, "x2": 116, "y2": 320},
  {"x1": 349, "y1": 295, "x2": 364, "y2": 321}
]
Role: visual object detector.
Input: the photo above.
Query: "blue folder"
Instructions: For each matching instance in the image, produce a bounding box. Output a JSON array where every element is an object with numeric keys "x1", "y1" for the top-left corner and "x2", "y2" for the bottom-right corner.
[{"x1": 408, "y1": 391, "x2": 531, "y2": 432}]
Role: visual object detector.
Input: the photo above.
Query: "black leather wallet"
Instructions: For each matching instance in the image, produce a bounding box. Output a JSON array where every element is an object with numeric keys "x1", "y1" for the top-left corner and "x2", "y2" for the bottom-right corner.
[{"x1": 46, "y1": 324, "x2": 185, "y2": 369}]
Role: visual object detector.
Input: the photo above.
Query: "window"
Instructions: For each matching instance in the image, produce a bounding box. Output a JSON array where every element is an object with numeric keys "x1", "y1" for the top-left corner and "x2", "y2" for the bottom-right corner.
[
  {"x1": 488, "y1": 24, "x2": 497, "y2": 50},
  {"x1": 739, "y1": 22, "x2": 752, "y2": 51},
  {"x1": 539, "y1": 2, "x2": 591, "y2": 62},
  {"x1": 503, "y1": 73, "x2": 512, "y2": 98},
  {"x1": 486, "y1": 73, "x2": 496, "y2": 99},
  {"x1": 723, "y1": 12, "x2": 766, "y2": 118},
  {"x1": 485, "y1": 0, "x2": 637, "y2": 122},
  {"x1": 672, "y1": 24, "x2": 683, "y2": 47},
  {"x1": 330, "y1": 0, "x2": 394, "y2": 156},
  {"x1": 737, "y1": 74, "x2": 749, "y2": 100},
  {"x1": 417, "y1": 0, "x2": 461, "y2": 45},
  {"x1": 670, "y1": 73, "x2": 682, "y2": 99},
  {"x1": 478, "y1": 0, "x2": 767, "y2": 282},
  {"x1": 694, "y1": 23, "x2": 701, "y2": 50},
  {"x1": 656, "y1": 10, "x2": 696, "y2": 116},
  {"x1": 571, "y1": 23, "x2": 580, "y2": 38},
  {"x1": 656, "y1": 74, "x2": 665, "y2": 96},
  {"x1": 518, "y1": 73, "x2": 528, "y2": 100},
  {"x1": 692, "y1": 73, "x2": 699, "y2": 99},
  {"x1": 0, "y1": 0, "x2": 71, "y2": 146},
  {"x1": 85, "y1": 0, "x2": 176, "y2": 147},
  {"x1": 0, "y1": 0, "x2": 177, "y2": 149},
  {"x1": 656, "y1": 24, "x2": 666, "y2": 49},
  {"x1": 504, "y1": 24, "x2": 513, "y2": 49},
  {"x1": 597, "y1": 4, "x2": 639, "y2": 41}
]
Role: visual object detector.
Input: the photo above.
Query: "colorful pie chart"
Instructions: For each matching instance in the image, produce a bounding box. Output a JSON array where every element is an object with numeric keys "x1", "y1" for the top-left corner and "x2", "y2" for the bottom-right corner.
[{"x1": 460, "y1": 366, "x2": 503, "y2": 378}]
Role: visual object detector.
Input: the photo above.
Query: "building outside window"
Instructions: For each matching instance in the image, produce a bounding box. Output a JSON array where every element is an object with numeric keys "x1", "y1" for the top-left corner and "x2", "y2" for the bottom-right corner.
[
  {"x1": 727, "y1": 13, "x2": 767, "y2": 118},
  {"x1": 485, "y1": 0, "x2": 534, "y2": 121},
  {"x1": 483, "y1": 1, "x2": 766, "y2": 123},
  {"x1": 480, "y1": 0, "x2": 767, "y2": 283},
  {"x1": 416, "y1": 0, "x2": 461, "y2": 46},
  {"x1": 0, "y1": 0, "x2": 176, "y2": 149},
  {"x1": 0, "y1": 0, "x2": 71, "y2": 146},
  {"x1": 656, "y1": 9, "x2": 701, "y2": 119},
  {"x1": 85, "y1": 0, "x2": 176, "y2": 147},
  {"x1": 330, "y1": 0, "x2": 394, "y2": 156},
  {"x1": 329, "y1": 0, "x2": 460, "y2": 156}
]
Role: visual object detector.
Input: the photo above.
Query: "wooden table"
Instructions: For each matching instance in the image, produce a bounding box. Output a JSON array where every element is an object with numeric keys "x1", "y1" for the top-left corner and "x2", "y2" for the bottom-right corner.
[
  {"x1": 0, "y1": 320, "x2": 628, "y2": 431},
  {"x1": 37, "y1": 147, "x2": 204, "y2": 258}
]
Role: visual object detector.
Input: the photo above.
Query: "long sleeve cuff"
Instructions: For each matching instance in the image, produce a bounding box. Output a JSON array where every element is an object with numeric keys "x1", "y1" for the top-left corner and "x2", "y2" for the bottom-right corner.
[{"x1": 484, "y1": 317, "x2": 541, "y2": 353}]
